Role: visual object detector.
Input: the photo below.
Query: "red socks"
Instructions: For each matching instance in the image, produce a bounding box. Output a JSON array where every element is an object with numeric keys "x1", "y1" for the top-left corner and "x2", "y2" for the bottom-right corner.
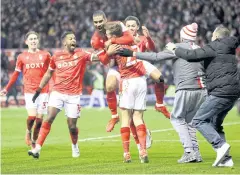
[
  {"x1": 36, "y1": 121, "x2": 51, "y2": 146},
  {"x1": 120, "y1": 127, "x2": 130, "y2": 153},
  {"x1": 154, "y1": 82, "x2": 165, "y2": 104},
  {"x1": 136, "y1": 124, "x2": 147, "y2": 150},
  {"x1": 70, "y1": 128, "x2": 79, "y2": 145},
  {"x1": 106, "y1": 91, "x2": 118, "y2": 116},
  {"x1": 130, "y1": 120, "x2": 140, "y2": 144},
  {"x1": 33, "y1": 118, "x2": 43, "y2": 141},
  {"x1": 27, "y1": 116, "x2": 36, "y2": 131}
]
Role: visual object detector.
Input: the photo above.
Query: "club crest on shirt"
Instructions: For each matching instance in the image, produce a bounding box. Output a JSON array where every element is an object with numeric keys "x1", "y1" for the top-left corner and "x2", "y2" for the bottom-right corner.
[
  {"x1": 60, "y1": 56, "x2": 64, "y2": 60},
  {"x1": 39, "y1": 55, "x2": 43, "y2": 60},
  {"x1": 100, "y1": 39, "x2": 103, "y2": 43},
  {"x1": 73, "y1": 54, "x2": 79, "y2": 59}
]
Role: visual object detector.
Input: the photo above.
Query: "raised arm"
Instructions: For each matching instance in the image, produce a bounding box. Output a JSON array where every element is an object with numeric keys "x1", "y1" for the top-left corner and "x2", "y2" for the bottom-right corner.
[{"x1": 175, "y1": 44, "x2": 216, "y2": 62}]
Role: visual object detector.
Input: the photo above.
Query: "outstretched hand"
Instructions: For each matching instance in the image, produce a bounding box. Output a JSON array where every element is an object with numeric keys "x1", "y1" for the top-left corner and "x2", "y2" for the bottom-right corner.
[{"x1": 106, "y1": 44, "x2": 122, "y2": 56}]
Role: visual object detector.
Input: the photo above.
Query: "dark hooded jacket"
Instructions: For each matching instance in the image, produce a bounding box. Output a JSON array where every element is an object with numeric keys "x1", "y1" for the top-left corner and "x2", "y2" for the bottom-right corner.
[{"x1": 175, "y1": 36, "x2": 240, "y2": 98}]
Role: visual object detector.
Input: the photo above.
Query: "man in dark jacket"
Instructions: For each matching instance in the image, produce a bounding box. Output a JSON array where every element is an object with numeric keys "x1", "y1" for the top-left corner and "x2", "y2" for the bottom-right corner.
[{"x1": 168, "y1": 26, "x2": 240, "y2": 167}]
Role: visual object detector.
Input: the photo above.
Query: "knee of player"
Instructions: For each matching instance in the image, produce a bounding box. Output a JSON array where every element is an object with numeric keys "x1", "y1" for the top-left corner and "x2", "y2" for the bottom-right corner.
[
  {"x1": 68, "y1": 126, "x2": 78, "y2": 133},
  {"x1": 106, "y1": 83, "x2": 117, "y2": 92}
]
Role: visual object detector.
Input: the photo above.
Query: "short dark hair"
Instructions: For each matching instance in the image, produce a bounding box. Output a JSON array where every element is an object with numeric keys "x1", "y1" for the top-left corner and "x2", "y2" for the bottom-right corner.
[
  {"x1": 104, "y1": 22, "x2": 122, "y2": 37},
  {"x1": 93, "y1": 10, "x2": 106, "y2": 19},
  {"x1": 25, "y1": 31, "x2": 39, "y2": 40},
  {"x1": 61, "y1": 31, "x2": 74, "y2": 41},
  {"x1": 124, "y1": 16, "x2": 140, "y2": 26},
  {"x1": 214, "y1": 25, "x2": 230, "y2": 38}
]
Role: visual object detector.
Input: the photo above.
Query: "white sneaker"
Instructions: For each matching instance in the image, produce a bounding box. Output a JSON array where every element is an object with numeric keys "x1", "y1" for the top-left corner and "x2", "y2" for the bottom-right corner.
[
  {"x1": 218, "y1": 157, "x2": 234, "y2": 167},
  {"x1": 212, "y1": 143, "x2": 230, "y2": 167},
  {"x1": 146, "y1": 129, "x2": 153, "y2": 149},
  {"x1": 72, "y1": 144, "x2": 80, "y2": 158}
]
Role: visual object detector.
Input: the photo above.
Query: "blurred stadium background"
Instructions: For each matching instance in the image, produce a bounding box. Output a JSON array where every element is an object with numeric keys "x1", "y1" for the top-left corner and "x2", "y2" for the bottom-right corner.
[{"x1": 1, "y1": 0, "x2": 240, "y2": 107}]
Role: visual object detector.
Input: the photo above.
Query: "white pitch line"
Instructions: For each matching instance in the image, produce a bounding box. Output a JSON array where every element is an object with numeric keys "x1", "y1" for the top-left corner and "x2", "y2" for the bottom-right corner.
[
  {"x1": 79, "y1": 139, "x2": 240, "y2": 143},
  {"x1": 78, "y1": 122, "x2": 240, "y2": 142}
]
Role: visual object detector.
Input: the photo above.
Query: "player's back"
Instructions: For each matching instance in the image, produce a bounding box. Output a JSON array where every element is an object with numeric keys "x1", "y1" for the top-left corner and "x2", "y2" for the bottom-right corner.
[
  {"x1": 17, "y1": 50, "x2": 51, "y2": 93},
  {"x1": 116, "y1": 45, "x2": 146, "y2": 79},
  {"x1": 50, "y1": 49, "x2": 91, "y2": 95}
]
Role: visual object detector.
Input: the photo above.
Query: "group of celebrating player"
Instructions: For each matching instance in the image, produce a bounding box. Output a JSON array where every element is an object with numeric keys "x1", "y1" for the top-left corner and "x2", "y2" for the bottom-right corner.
[
  {"x1": 1, "y1": 10, "x2": 172, "y2": 163},
  {"x1": 4, "y1": 8, "x2": 236, "y2": 167}
]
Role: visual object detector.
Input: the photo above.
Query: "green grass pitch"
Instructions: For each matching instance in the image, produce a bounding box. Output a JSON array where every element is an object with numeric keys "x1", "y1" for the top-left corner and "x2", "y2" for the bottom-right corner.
[{"x1": 1, "y1": 107, "x2": 240, "y2": 174}]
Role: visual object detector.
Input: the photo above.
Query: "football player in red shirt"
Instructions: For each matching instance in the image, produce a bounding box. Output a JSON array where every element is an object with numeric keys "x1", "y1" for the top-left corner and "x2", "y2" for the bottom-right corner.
[
  {"x1": 124, "y1": 16, "x2": 170, "y2": 117},
  {"x1": 28, "y1": 31, "x2": 98, "y2": 159},
  {"x1": 0, "y1": 31, "x2": 51, "y2": 148},
  {"x1": 91, "y1": 10, "x2": 134, "y2": 132},
  {"x1": 104, "y1": 22, "x2": 151, "y2": 163}
]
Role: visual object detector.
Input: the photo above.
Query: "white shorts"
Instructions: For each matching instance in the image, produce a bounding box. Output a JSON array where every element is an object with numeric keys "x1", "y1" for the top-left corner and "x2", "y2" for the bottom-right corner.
[
  {"x1": 48, "y1": 91, "x2": 81, "y2": 118},
  {"x1": 119, "y1": 76, "x2": 147, "y2": 110},
  {"x1": 107, "y1": 67, "x2": 121, "y2": 82},
  {"x1": 24, "y1": 93, "x2": 49, "y2": 114},
  {"x1": 141, "y1": 60, "x2": 157, "y2": 77}
]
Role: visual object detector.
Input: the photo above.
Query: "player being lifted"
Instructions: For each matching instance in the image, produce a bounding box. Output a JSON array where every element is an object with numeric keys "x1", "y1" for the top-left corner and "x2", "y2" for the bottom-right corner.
[
  {"x1": 91, "y1": 11, "x2": 170, "y2": 133},
  {"x1": 0, "y1": 31, "x2": 51, "y2": 149},
  {"x1": 104, "y1": 22, "x2": 150, "y2": 163},
  {"x1": 28, "y1": 31, "x2": 101, "y2": 159}
]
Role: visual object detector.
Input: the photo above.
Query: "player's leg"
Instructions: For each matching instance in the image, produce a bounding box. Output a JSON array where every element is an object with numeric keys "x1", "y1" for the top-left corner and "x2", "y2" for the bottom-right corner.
[
  {"x1": 105, "y1": 68, "x2": 120, "y2": 132},
  {"x1": 170, "y1": 90, "x2": 196, "y2": 163},
  {"x1": 32, "y1": 93, "x2": 49, "y2": 148},
  {"x1": 28, "y1": 91, "x2": 63, "y2": 159},
  {"x1": 132, "y1": 76, "x2": 149, "y2": 163},
  {"x1": 119, "y1": 78, "x2": 134, "y2": 162},
  {"x1": 24, "y1": 93, "x2": 38, "y2": 146},
  {"x1": 120, "y1": 108, "x2": 131, "y2": 163},
  {"x1": 129, "y1": 117, "x2": 140, "y2": 150},
  {"x1": 67, "y1": 118, "x2": 80, "y2": 158},
  {"x1": 65, "y1": 94, "x2": 81, "y2": 158},
  {"x1": 133, "y1": 110, "x2": 149, "y2": 163},
  {"x1": 142, "y1": 60, "x2": 170, "y2": 118}
]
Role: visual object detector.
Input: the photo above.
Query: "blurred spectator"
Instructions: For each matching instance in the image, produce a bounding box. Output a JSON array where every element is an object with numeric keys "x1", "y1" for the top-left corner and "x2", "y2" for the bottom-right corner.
[
  {"x1": 1, "y1": 0, "x2": 239, "y2": 50},
  {"x1": 87, "y1": 68, "x2": 105, "y2": 109}
]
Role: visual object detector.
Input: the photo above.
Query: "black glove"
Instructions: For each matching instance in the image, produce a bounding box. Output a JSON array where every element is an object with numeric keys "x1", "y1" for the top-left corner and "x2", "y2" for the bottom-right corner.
[
  {"x1": 32, "y1": 87, "x2": 42, "y2": 103},
  {"x1": 118, "y1": 48, "x2": 133, "y2": 57}
]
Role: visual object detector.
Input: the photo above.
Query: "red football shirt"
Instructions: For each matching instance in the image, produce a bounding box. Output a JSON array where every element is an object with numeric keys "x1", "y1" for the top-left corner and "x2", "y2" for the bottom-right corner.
[
  {"x1": 49, "y1": 49, "x2": 91, "y2": 95},
  {"x1": 115, "y1": 45, "x2": 146, "y2": 79},
  {"x1": 15, "y1": 50, "x2": 51, "y2": 93}
]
